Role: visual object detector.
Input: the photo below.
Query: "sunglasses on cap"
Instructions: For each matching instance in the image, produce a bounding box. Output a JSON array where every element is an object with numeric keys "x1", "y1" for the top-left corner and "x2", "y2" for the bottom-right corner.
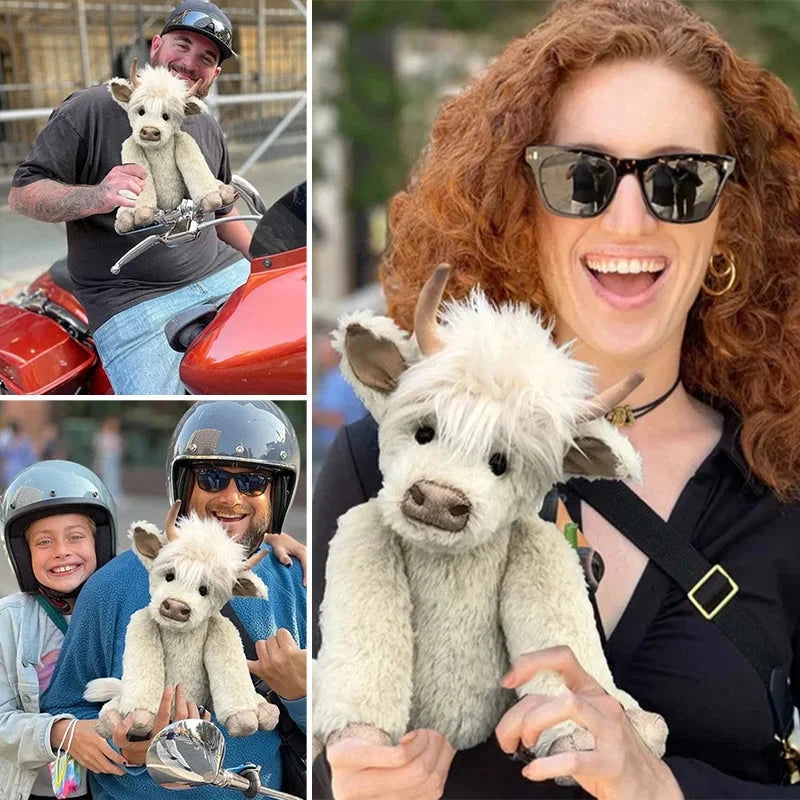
[
  {"x1": 192, "y1": 467, "x2": 272, "y2": 497},
  {"x1": 171, "y1": 9, "x2": 232, "y2": 47},
  {"x1": 525, "y1": 146, "x2": 735, "y2": 224}
]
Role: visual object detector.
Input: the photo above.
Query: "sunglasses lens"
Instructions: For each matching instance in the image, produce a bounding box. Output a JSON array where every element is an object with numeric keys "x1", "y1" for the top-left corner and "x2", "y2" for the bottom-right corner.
[
  {"x1": 195, "y1": 468, "x2": 226, "y2": 492},
  {"x1": 236, "y1": 473, "x2": 270, "y2": 496},
  {"x1": 538, "y1": 151, "x2": 616, "y2": 218},
  {"x1": 643, "y1": 158, "x2": 723, "y2": 222},
  {"x1": 178, "y1": 11, "x2": 232, "y2": 45},
  {"x1": 194, "y1": 468, "x2": 270, "y2": 496}
]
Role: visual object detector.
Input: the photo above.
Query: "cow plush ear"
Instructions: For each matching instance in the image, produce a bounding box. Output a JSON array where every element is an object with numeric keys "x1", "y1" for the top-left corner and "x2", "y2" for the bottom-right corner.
[
  {"x1": 129, "y1": 521, "x2": 165, "y2": 569},
  {"x1": 563, "y1": 417, "x2": 642, "y2": 481},
  {"x1": 332, "y1": 311, "x2": 420, "y2": 422},
  {"x1": 108, "y1": 79, "x2": 133, "y2": 108},
  {"x1": 184, "y1": 97, "x2": 208, "y2": 116},
  {"x1": 233, "y1": 570, "x2": 269, "y2": 599}
]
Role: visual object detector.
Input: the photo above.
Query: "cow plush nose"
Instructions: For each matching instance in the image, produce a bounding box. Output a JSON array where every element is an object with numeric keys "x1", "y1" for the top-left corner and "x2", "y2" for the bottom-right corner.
[
  {"x1": 140, "y1": 127, "x2": 161, "y2": 141},
  {"x1": 401, "y1": 480, "x2": 471, "y2": 532},
  {"x1": 160, "y1": 598, "x2": 191, "y2": 622}
]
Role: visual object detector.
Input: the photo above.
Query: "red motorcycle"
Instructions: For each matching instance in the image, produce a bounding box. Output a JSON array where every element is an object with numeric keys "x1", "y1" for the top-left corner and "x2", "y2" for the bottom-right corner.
[{"x1": 0, "y1": 177, "x2": 306, "y2": 395}]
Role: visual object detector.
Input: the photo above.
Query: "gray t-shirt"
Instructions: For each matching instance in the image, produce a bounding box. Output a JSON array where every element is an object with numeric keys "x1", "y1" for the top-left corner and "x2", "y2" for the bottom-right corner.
[{"x1": 12, "y1": 84, "x2": 240, "y2": 331}]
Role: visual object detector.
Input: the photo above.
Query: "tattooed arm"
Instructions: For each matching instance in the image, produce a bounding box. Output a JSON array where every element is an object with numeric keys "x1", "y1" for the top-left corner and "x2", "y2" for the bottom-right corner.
[{"x1": 9, "y1": 165, "x2": 148, "y2": 223}]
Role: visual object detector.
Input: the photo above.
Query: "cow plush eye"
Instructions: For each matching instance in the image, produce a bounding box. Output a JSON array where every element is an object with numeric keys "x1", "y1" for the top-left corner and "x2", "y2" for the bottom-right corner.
[
  {"x1": 415, "y1": 425, "x2": 435, "y2": 445},
  {"x1": 137, "y1": 108, "x2": 145, "y2": 116},
  {"x1": 489, "y1": 453, "x2": 508, "y2": 476},
  {"x1": 165, "y1": 571, "x2": 175, "y2": 582},
  {"x1": 198, "y1": 585, "x2": 208, "y2": 596},
  {"x1": 162, "y1": 113, "x2": 169, "y2": 121}
]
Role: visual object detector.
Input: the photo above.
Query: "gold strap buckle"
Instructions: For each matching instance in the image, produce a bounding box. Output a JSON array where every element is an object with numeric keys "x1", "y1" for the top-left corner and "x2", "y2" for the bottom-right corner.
[{"x1": 687, "y1": 564, "x2": 738, "y2": 620}]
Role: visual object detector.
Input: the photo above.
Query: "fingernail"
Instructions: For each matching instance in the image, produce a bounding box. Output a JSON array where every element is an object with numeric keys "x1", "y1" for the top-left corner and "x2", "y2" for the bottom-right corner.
[{"x1": 400, "y1": 731, "x2": 417, "y2": 744}]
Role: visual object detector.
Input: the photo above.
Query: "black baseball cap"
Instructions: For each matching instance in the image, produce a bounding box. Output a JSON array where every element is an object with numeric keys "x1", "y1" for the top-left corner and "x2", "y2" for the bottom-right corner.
[{"x1": 162, "y1": 1, "x2": 236, "y2": 62}]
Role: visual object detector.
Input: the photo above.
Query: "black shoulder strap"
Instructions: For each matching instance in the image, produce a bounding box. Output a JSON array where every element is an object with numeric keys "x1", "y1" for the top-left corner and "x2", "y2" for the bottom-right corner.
[
  {"x1": 220, "y1": 603, "x2": 306, "y2": 758},
  {"x1": 570, "y1": 477, "x2": 794, "y2": 742}
]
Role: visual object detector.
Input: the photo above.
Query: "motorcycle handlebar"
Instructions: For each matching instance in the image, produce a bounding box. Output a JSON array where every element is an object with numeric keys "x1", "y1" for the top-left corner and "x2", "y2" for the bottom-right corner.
[{"x1": 109, "y1": 215, "x2": 262, "y2": 275}]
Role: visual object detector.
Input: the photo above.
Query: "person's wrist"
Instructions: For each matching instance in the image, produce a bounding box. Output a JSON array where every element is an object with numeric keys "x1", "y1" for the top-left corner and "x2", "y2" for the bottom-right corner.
[
  {"x1": 49, "y1": 718, "x2": 71, "y2": 750},
  {"x1": 277, "y1": 683, "x2": 305, "y2": 701}
]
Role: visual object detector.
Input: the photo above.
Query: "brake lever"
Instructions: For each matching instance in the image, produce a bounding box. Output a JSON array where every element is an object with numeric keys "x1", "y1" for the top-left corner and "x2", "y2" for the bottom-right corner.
[{"x1": 109, "y1": 234, "x2": 162, "y2": 274}]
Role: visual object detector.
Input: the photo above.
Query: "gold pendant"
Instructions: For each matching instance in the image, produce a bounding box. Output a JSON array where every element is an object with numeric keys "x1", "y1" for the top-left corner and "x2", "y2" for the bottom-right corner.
[
  {"x1": 781, "y1": 740, "x2": 800, "y2": 784},
  {"x1": 605, "y1": 405, "x2": 636, "y2": 427}
]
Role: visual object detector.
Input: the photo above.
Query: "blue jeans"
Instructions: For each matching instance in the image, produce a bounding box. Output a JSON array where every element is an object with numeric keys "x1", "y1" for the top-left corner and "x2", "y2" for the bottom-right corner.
[{"x1": 93, "y1": 258, "x2": 250, "y2": 394}]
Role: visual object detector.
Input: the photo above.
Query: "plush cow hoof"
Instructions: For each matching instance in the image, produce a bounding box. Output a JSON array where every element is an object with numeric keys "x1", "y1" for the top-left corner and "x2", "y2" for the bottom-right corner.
[
  {"x1": 115, "y1": 209, "x2": 135, "y2": 233},
  {"x1": 217, "y1": 182, "x2": 236, "y2": 205},
  {"x1": 225, "y1": 709, "x2": 258, "y2": 737},
  {"x1": 626, "y1": 708, "x2": 669, "y2": 757},
  {"x1": 328, "y1": 723, "x2": 393, "y2": 747},
  {"x1": 95, "y1": 709, "x2": 122, "y2": 738},
  {"x1": 133, "y1": 206, "x2": 155, "y2": 227},
  {"x1": 548, "y1": 726, "x2": 595, "y2": 786},
  {"x1": 256, "y1": 701, "x2": 280, "y2": 731},
  {"x1": 128, "y1": 708, "x2": 156, "y2": 736},
  {"x1": 199, "y1": 190, "x2": 222, "y2": 212}
]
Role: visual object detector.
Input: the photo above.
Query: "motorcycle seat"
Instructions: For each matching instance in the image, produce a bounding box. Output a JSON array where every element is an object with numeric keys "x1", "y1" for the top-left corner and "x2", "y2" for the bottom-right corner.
[{"x1": 49, "y1": 258, "x2": 78, "y2": 296}]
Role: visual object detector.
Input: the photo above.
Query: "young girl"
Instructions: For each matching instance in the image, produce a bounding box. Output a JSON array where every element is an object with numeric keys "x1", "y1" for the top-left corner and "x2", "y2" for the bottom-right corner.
[{"x1": 0, "y1": 460, "x2": 123, "y2": 800}]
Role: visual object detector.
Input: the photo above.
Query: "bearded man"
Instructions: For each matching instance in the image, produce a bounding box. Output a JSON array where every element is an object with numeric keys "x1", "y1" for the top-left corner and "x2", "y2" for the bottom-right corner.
[
  {"x1": 9, "y1": 2, "x2": 253, "y2": 394},
  {"x1": 42, "y1": 401, "x2": 307, "y2": 800}
]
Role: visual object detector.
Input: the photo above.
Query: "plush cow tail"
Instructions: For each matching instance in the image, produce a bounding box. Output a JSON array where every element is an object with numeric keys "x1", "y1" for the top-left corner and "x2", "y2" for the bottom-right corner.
[{"x1": 84, "y1": 677, "x2": 123, "y2": 702}]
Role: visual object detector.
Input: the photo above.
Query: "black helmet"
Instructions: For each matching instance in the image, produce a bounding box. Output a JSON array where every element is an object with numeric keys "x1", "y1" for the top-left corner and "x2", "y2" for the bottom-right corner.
[
  {"x1": 0, "y1": 460, "x2": 117, "y2": 593},
  {"x1": 167, "y1": 401, "x2": 300, "y2": 534}
]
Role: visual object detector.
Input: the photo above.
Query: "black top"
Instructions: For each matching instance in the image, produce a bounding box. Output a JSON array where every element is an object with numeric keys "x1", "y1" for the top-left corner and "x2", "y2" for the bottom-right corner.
[
  {"x1": 312, "y1": 414, "x2": 800, "y2": 799},
  {"x1": 12, "y1": 85, "x2": 240, "y2": 331}
]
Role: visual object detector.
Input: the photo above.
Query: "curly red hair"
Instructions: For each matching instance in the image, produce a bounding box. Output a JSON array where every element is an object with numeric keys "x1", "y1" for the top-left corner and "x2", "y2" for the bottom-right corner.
[{"x1": 381, "y1": 0, "x2": 800, "y2": 499}]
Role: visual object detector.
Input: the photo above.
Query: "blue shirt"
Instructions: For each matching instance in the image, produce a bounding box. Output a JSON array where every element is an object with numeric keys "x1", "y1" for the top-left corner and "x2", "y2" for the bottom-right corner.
[{"x1": 42, "y1": 547, "x2": 306, "y2": 800}]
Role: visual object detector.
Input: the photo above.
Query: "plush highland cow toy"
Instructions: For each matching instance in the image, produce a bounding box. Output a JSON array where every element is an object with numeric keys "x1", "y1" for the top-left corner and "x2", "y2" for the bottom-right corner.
[
  {"x1": 107, "y1": 59, "x2": 235, "y2": 233},
  {"x1": 86, "y1": 501, "x2": 279, "y2": 738},
  {"x1": 314, "y1": 265, "x2": 668, "y2": 769}
]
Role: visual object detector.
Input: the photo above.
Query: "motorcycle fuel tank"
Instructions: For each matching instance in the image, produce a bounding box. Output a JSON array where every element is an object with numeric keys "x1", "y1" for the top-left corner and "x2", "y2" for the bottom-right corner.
[
  {"x1": 179, "y1": 249, "x2": 306, "y2": 395},
  {"x1": 0, "y1": 305, "x2": 97, "y2": 394}
]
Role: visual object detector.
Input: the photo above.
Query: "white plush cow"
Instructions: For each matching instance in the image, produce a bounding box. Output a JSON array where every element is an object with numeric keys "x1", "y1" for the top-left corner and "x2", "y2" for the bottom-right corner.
[
  {"x1": 86, "y1": 501, "x2": 278, "y2": 738},
  {"x1": 107, "y1": 59, "x2": 234, "y2": 233},
  {"x1": 315, "y1": 264, "x2": 667, "y2": 765}
]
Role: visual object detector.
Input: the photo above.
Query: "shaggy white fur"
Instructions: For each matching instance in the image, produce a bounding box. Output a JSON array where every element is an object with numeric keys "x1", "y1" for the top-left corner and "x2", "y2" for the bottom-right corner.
[
  {"x1": 108, "y1": 63, "x2": 234, "y2": 233},
  {"x1": 316, "y1": 280, "x2": 667, "y2": 769},
  {"x1": 86, "y1": 510, "x2": 279, "y2": 738}
]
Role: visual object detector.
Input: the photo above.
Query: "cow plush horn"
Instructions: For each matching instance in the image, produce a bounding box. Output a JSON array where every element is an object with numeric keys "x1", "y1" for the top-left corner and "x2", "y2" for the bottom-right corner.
[
  {"x1": 414, "y1": 263, "x2": 451, "y2": 356},
  {"x1": 130, "y1": 58, "x2": 142, "y2": 88},
  {"x1": 242, "y1": 546, "x2": 270, "y2": 571},
  {"x1": 576, "y1": 372, "x2": 645, "y2": 423},
  {"x1": 165, "y1": 499, "x2": 182, "y2": 543},
  {"x1": 187, "y1": 78, "x2": 203, "y2": 97}
]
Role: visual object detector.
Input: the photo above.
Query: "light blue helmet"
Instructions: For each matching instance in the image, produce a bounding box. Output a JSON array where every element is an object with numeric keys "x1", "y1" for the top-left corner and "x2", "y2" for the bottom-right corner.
[{"x1": 0, "y1": 460, "x2": 116, "y2": 593}]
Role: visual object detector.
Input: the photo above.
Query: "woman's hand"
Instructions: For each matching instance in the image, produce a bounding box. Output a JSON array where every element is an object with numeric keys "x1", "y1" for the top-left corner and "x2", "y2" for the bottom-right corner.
[
  {"x1": 327, "y1": 729, "x2": 455, "y2": 800},
  {"x1": 264, "y1": 532, "x2": 307, "y2": 585},
  {"x1": 111, "y1": 684, "x2": 211, "y2": 767},
  {"x1": 495, "y1": 647, "x2": 682, "y2": 800},
  {"x1": 50, "y1": 718, "x2": 127, "y2": 775}
]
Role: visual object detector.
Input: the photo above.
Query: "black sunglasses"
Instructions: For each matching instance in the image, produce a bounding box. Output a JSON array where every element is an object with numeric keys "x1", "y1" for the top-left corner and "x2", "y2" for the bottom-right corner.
[
  {"x1": 525, "y1": 146, "x2": 735, "y2": 224},
  {"x1": 172, "y1": 10, "x2": 232, "y2": 46},
  {"x1": 192, "y1": 467, "x2": 272, "y2": 497}
]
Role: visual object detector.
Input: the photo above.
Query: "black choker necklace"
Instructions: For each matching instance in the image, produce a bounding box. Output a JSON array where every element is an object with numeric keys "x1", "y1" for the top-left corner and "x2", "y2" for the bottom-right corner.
[{"x1": 605, "y1": 375, "x2": 681, "y2": 427}]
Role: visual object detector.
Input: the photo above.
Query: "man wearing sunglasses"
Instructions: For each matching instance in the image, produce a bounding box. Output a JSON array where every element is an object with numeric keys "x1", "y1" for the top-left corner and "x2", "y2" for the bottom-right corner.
[
  {"x1": 41, "y1": 401, "x2": 307, "y2": 800},
  {"x1": 9, "y1": 1, "x2": 255, "y2": 395}
]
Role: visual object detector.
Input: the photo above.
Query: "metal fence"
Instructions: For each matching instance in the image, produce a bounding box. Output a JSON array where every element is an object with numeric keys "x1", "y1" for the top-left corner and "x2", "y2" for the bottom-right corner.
[{"x1": 0, "y1": 0, "x2": 306, "y2": 173}]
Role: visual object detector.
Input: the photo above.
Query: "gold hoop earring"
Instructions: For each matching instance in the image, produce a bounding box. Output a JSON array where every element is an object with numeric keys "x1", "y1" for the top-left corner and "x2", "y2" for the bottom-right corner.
[{"x1": 702, "y1": 250, "x2": 736, "y2": 296}]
